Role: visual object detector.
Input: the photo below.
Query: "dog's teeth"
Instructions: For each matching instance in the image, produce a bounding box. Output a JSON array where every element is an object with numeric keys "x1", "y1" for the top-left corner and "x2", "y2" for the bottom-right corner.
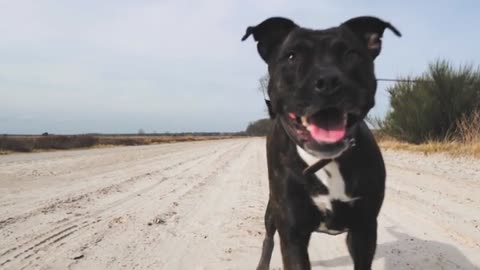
[{"x1": 301, "y1": 116, "x2": 309, "y2": 127}]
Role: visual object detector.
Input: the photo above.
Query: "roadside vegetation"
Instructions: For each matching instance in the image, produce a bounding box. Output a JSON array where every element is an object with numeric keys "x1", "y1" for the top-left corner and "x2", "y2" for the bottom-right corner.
[
  {"x1": 373, "y1": 60, "x2": 480, "y2": 157},
  {"x1": 0, "y1": 134, "x2": 239, "y2": 154}
]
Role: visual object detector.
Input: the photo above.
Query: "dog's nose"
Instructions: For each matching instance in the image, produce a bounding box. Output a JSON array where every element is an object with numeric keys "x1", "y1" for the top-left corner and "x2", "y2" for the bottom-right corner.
[{"x1": 315, "y1": 75, "x2": 340, "y2": 95}]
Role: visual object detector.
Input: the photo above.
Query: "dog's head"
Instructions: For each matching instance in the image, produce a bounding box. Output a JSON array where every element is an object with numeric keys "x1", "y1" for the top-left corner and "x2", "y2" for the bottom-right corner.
[{"x1": 242, "y1": 16, "x2": 400, "y2": 158}]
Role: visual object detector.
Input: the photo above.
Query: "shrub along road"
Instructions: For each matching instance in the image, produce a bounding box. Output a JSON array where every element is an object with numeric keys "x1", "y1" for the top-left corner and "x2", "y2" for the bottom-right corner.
[{"x1": 0, "y1": 138, "x2": 479, "y2": 269}]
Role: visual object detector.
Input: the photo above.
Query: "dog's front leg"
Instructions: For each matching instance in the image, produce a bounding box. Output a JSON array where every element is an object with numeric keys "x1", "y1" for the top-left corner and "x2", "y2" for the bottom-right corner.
[
  {"x1": 277, "y1": 225, "x2": 312, "y2": 270},
  {"x1": 256, "y1": 200, "x2": 276, "y2": 270},
  {"x1": 346, "y1": 220, "x2": 378, "y2": 270}
]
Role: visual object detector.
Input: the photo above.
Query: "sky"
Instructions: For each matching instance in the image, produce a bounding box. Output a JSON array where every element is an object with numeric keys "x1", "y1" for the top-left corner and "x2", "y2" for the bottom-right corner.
[{"x1": 1, "y1": 0, "x2": 480, "y2": 134}]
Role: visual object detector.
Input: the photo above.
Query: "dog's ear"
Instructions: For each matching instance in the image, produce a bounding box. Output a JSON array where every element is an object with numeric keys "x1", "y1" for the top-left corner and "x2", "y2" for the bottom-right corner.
[
  {"x1": 242, "y1": 17, "x2": 298, "y2": 63},
  {"x1": 341, "y1": 16, "x2": 401, "y2": 59}
]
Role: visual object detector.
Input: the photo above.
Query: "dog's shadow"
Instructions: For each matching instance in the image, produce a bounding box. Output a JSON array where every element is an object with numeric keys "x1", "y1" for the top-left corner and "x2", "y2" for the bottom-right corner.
[{"x1": 311, "y1": 227, "x2": 478, "y2": 269}]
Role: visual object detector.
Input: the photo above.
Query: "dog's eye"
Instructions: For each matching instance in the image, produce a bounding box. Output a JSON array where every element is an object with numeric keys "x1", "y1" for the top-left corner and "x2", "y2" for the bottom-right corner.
[{"x1": 286, "y1": 52, "x2": 295, "y2": 62}]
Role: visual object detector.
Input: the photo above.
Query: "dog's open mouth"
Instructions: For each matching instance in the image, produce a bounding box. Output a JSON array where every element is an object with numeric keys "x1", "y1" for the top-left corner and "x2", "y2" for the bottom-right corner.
[
  {"x1": 289, "y1": 108, "x2": 346, "y2": 143},
  {"x1": 286, "y1": 108, "x2": 356, "y2": 145}
]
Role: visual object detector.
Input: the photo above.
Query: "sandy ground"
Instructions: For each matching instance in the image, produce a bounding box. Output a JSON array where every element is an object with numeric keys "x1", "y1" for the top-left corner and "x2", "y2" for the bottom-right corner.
[{"x1": 0, "y1": 138, "x2": 479, "y2": 270}]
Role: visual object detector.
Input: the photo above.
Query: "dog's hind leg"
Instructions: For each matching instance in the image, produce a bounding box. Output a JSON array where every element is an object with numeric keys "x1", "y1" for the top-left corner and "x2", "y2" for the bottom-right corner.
[
  {"x1": 346, "y1": 220, "x2": 377, "y2": 270},
  {"x1": 256, "y1": 199, "x2": 276, "y2": 270}
]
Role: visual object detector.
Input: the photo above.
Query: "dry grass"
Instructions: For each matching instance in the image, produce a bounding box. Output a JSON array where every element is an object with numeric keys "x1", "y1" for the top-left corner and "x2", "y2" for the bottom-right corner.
[
  {"x1": 454, "y1": 109, "x2": 480, "y2": 143},
  {"x1": 96, "y1": 135, "x2": 235, "y2": 146},
  {"x1": 0, "y1": 135, "x2": 98, "y2": 152},
  {"x1": 0, "y1": 135, "x2": 237, "y2": 154},
  {"x1": 377, "y1": 109, "x2": 480, "y2": 158},
  {"x1": 378, "y1": 139, "x2": 480, "y2": 158}
]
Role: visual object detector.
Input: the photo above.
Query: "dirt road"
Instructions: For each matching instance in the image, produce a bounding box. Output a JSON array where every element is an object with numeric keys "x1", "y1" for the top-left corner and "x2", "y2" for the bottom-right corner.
[{"x1": 0, "y1": 138, "x2": 479, "y2": 269}]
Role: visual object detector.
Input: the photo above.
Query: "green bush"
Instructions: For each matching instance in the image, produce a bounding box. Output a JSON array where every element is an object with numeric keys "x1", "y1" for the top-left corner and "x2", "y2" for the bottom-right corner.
[{"x1": 380, "y1": 60, "x2": 480, "y2": 143}]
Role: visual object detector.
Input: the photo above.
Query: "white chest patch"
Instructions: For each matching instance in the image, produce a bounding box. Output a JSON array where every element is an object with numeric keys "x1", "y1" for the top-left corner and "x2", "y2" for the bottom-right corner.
[{"x1": 297, "y1": 146, "x2": 358, "y2": 212}]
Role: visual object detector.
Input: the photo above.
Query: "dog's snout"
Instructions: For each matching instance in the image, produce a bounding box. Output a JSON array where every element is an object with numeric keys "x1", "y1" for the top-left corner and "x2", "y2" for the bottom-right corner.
[{"x1": 315, "y1": 75, "x2": 340, "y2": 95}]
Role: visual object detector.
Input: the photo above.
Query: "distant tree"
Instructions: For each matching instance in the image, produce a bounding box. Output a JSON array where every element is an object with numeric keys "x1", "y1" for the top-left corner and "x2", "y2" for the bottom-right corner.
[
  {"x1": 246, "y1": 118, "x2": 273, "y2": 136},
  {"x1": 138, "y1": 129, "x2": 145, "y2": 135},
  {"x1": 258, "y1": 74, "x2": 269, "y2": 94},
  {"x1": 42, "y1": 132, "x2": 49, "y2": 136},
  {"x1": 258, "y1": 74, "x2": 275, "y2": 117}
]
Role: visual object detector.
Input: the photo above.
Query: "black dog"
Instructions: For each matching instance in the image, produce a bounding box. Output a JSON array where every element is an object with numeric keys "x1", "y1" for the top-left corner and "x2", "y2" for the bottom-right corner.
[{"x1": 242, "y1": 16, "x2": 401, "y2": 270}]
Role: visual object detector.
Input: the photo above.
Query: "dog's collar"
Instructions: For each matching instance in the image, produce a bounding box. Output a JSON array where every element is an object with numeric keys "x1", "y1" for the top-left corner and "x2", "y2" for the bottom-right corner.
[
  {"x1": 303, "y1": 158, "x2": 332, "y2": 175},
  {"x1": 302, "y1": 138, "x2": 356, "y2": 175}
]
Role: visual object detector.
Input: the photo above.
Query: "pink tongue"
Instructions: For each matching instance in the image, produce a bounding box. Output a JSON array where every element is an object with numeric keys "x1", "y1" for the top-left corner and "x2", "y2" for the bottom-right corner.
[{"x1": 307, "y1": 124, "x2": 345, "y2": 143}]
